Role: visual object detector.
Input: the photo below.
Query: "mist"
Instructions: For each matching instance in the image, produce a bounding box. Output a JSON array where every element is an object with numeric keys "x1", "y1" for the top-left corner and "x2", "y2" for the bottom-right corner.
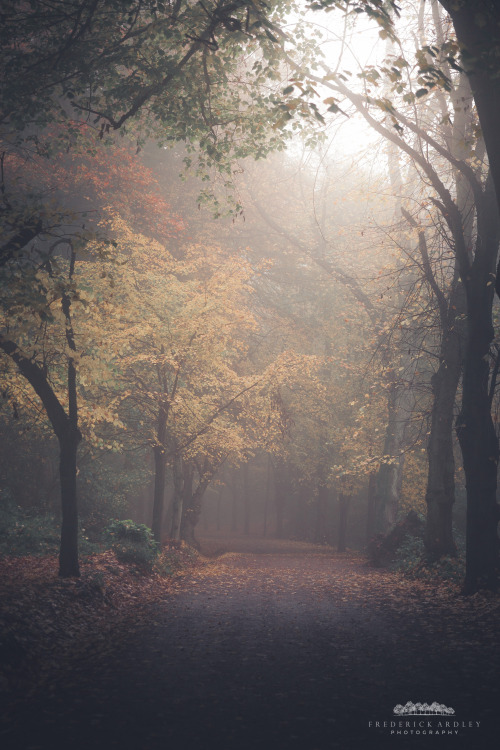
[{"x1": 1, "y1": 1, "x2": 500, "y2": 749}]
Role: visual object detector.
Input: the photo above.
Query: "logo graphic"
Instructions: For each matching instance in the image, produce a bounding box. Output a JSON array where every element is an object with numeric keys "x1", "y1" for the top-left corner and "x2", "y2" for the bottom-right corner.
[
  {"x1": 393, "y1": 702, "x2": 455, "y2": 716},
  {"x1": 369, "y1": 702, "x2": 479, "y2": 737}
]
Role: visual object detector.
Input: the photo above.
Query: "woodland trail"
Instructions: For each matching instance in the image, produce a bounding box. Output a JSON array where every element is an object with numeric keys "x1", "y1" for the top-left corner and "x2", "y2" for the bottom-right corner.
[{"x1": 2, "y1": 542, "x2": 500, "y2": 750}]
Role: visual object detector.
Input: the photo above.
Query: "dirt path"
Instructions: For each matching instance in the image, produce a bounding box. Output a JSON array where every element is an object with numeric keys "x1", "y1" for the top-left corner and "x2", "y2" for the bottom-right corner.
[{"x1": 2, "y1": 547, "x2": 500, "y2": 750}]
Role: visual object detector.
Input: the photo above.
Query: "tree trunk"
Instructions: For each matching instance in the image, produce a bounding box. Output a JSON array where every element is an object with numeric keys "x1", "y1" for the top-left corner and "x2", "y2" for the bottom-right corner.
[
  {"x1": 180, "y1": 460, "x2": 214, "y2": 549},
  {"x1": 0, "y1": 264, "x2": 84, "y2": 577},
  {"x1": 0, "y1": 341, "x2": 83, "y2": 577},
  {"x1": 424, "y1": 317, "x2": 463, "y2": 559},
  {"x1": 58, "y1": 428, "x2": 81, "y2": 577},
  {"x1": 180, "y1": 508, "x2": 198, "y2": 548},
  {"x1": 272, "y1": 462, "x2": 287, "y2": 539},
  {"x1": 458, "y1": 284, "x2": 500, "y2": 592},
  {"x1": 275, "y1": 489, "x2": 285, "y2": 538},
  {"x1": 231, "y1": 487, "x2": 238, "y2": 533},
  {"x1": 455, "y1": 170, "x2": 500, "y2": 591},
  {"x1": 423, "y1": 277, "x2": 465, "y2": 559},
  {"x1": 170, "y1": 452, "x2": 184, "y2": 541},
  {"x1": 180, "y1": 480, "x2": 199, "y2": 550},
  {"x1": 375, "y1": 380, "x2": 406, "y2": 532},
  {"x1": 315, "y1": 483, "x2": 329, "y2": 544},
  {"x1": 151, "y1": 405, "x2": 168, "y2": 542},
  {"x1": 242, "y1": 462, "x2": 250, "y2": 536},
  {"x1": 337, "y1": 493, "x2": 349, "y2": 553},
  {"x1": 263, "y1": 455, "x2": 271, "y2": 537},
  {"x1": 295, "y1": 483, "x2": 308, "y2": 541},
  {"x1": 152, "y1": 447, "x2": 166, "y2": 543},
  {"x1": 216, "y1": 486, "x2": 222, "y2": 532},
  {"x1": 180, "y1": 488, "x2": 202, "y2": 550},
  {"x1": 365, "y1": 471, "x2": 377, "y2": 544}
]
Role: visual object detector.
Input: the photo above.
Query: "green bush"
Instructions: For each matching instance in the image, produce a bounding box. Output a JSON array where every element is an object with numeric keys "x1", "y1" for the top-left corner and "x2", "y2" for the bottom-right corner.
[
  {"x1": 391, "y1": 531, "x2": 465, "y2": 583},
  {"x1": 391, "y1": 535, "x2": 426, "y2": 576},
  {"x1": 104, "y1": 519, "x2": 158, "y2": 571}
]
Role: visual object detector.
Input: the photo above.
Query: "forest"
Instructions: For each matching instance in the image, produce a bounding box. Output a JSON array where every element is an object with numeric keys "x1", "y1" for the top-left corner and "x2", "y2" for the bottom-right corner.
[{"x1": 1, "y1": 1, "x2": 500, "y2": 749}]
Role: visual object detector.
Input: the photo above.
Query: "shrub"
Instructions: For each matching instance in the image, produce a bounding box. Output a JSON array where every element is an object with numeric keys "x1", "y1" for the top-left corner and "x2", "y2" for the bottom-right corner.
[
  {"x1": 368, "y1": 510, "x2": 424, "y2": 567},
  {"x1": 154, "y1": 541, "x2": 199, "y2": 577},
  {"x1": 391, "y1": 535, "x2": 426, "y2": 577},
  {"x1": 104, "y1": 519, "x2": 158, "y2": 571},
  {"x1": 392, "y1": 531, "x2": 465, "y2": 583}
]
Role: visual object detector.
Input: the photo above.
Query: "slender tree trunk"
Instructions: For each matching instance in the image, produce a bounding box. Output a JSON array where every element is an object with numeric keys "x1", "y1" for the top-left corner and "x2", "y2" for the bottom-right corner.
[
  {"x1": 365, "y1": 471, "x2": 377, "y2": 544},
  {"x1": 337, "y1": 493, "x2": 349, "y2": 553},
  {"x1": 263, "y1": 455, "x2": 271, "y2": 538},
  {"x1": 272, "y1": 462, "x2": 287, "y2": 539},
  {"x1": 58, "y1": 346, "x2": 81, "y2": 577},
  {"x1": 180, "y1": 489, "x2": 203, "y2": 549},
  {"x1": 151, "y1": 405, "x2": 168, "y2": 543},
  {"x1": 180, "y1": 477, "x2": 198, "y2": 550},
  {"x1": 152, "y1": 447, "x2": 166, "y2": 543},
  {"x1": 216, "y1": 487, "x2": 222, "y2": 532},
  {"x1": 275, "y1": 489, "x2": 285, "y2": 538},
  {"x1": 231, "y1": 486, "x2": 238, "y2": 533},
  {"x1": 180, "y1": 460, "x2": 214, "y2": 549},
  {"x1": 242, "y1": 462, "x2": 250, "y2": 536},
  {"x1": 315, "y1": 483, "x2": 329, "y2": 543},
  {"x1": 295, "y1": 483, "x2": 308, "y2": 541},
  {"x1": 58, "y1": 427, "x2": 81, "y2": 577},
  {"x1": 375, "y1": 380, "x2": 406, "y2": 532},
  {"x1": 170, "y1": 452, "x2": 184, "y2": 541}
]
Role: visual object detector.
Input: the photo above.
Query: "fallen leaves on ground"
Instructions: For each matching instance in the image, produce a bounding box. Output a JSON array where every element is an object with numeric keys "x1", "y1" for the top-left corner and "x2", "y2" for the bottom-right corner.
[
  {"x1": 2, "y1": 539, "x2": 500, "y2": 720},
  {"x1": 2, "y1": 539, "x2": 500, "y2": 749},
  {"x1": 0, "y1": 545, "x2": 209, "y2": 696}
]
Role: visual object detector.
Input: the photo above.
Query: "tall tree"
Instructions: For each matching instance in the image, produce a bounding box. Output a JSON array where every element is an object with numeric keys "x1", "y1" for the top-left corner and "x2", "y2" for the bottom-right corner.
[
  {"x1": 304, "y1": 2, "x2": 500, "y2": 588},
  {"x1": 0, "y1": 137, "x2": 181, "y2": 574}
]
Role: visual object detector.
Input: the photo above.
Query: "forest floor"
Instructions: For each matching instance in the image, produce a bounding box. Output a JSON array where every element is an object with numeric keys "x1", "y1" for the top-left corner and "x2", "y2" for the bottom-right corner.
[{"x1": 1, "y1": 537, "x2": 500, "y2": 750}]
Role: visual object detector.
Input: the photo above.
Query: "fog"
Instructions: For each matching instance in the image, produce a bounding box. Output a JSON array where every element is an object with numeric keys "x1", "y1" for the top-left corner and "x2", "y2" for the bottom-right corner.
[
  {"x1": 0, "y1": 0, "x2": 487, "y2": 565},
  {"x1": 4, "y1": 1, "x2": 500, "y2": 748}
]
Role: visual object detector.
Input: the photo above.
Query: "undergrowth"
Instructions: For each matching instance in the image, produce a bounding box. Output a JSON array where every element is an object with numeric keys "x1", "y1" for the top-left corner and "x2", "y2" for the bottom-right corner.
[
  {"x1": 0, "y1": 497, "x2": 101, "y2": 558},
  {"x1": 103, "y1": 519, "x2": 159, "y2": 571},
  {"x1": 154, "y1": 542, "x2": 200, "y2": 577},
  {"x1": 0, "y1": 498, "x2": 202, "y2": 577},
  {"x1": 391, "y1": 533, "x2": 465, "y2": 583}
]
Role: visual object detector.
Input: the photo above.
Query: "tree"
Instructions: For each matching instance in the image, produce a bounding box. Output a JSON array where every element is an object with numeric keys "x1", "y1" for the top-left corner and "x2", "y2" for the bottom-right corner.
[
  {"x1": 0, "y1": 135, "x2": 183, "y2": 575},
  {"x1": 291, "y1": 0, "x2": 500, "y2": 587},
  {"x1": 0, "y1": 0, "x2": 298, "y2": 271},
  {"x1": 86, "y1": 222, "x2": 259, "y2": 540},
  {"x1": 0, "y1": 240, "x2": 83, "y2": 577},
  {"x1": 180, "y1": 456, "x2": 226, "y2": 547}
]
